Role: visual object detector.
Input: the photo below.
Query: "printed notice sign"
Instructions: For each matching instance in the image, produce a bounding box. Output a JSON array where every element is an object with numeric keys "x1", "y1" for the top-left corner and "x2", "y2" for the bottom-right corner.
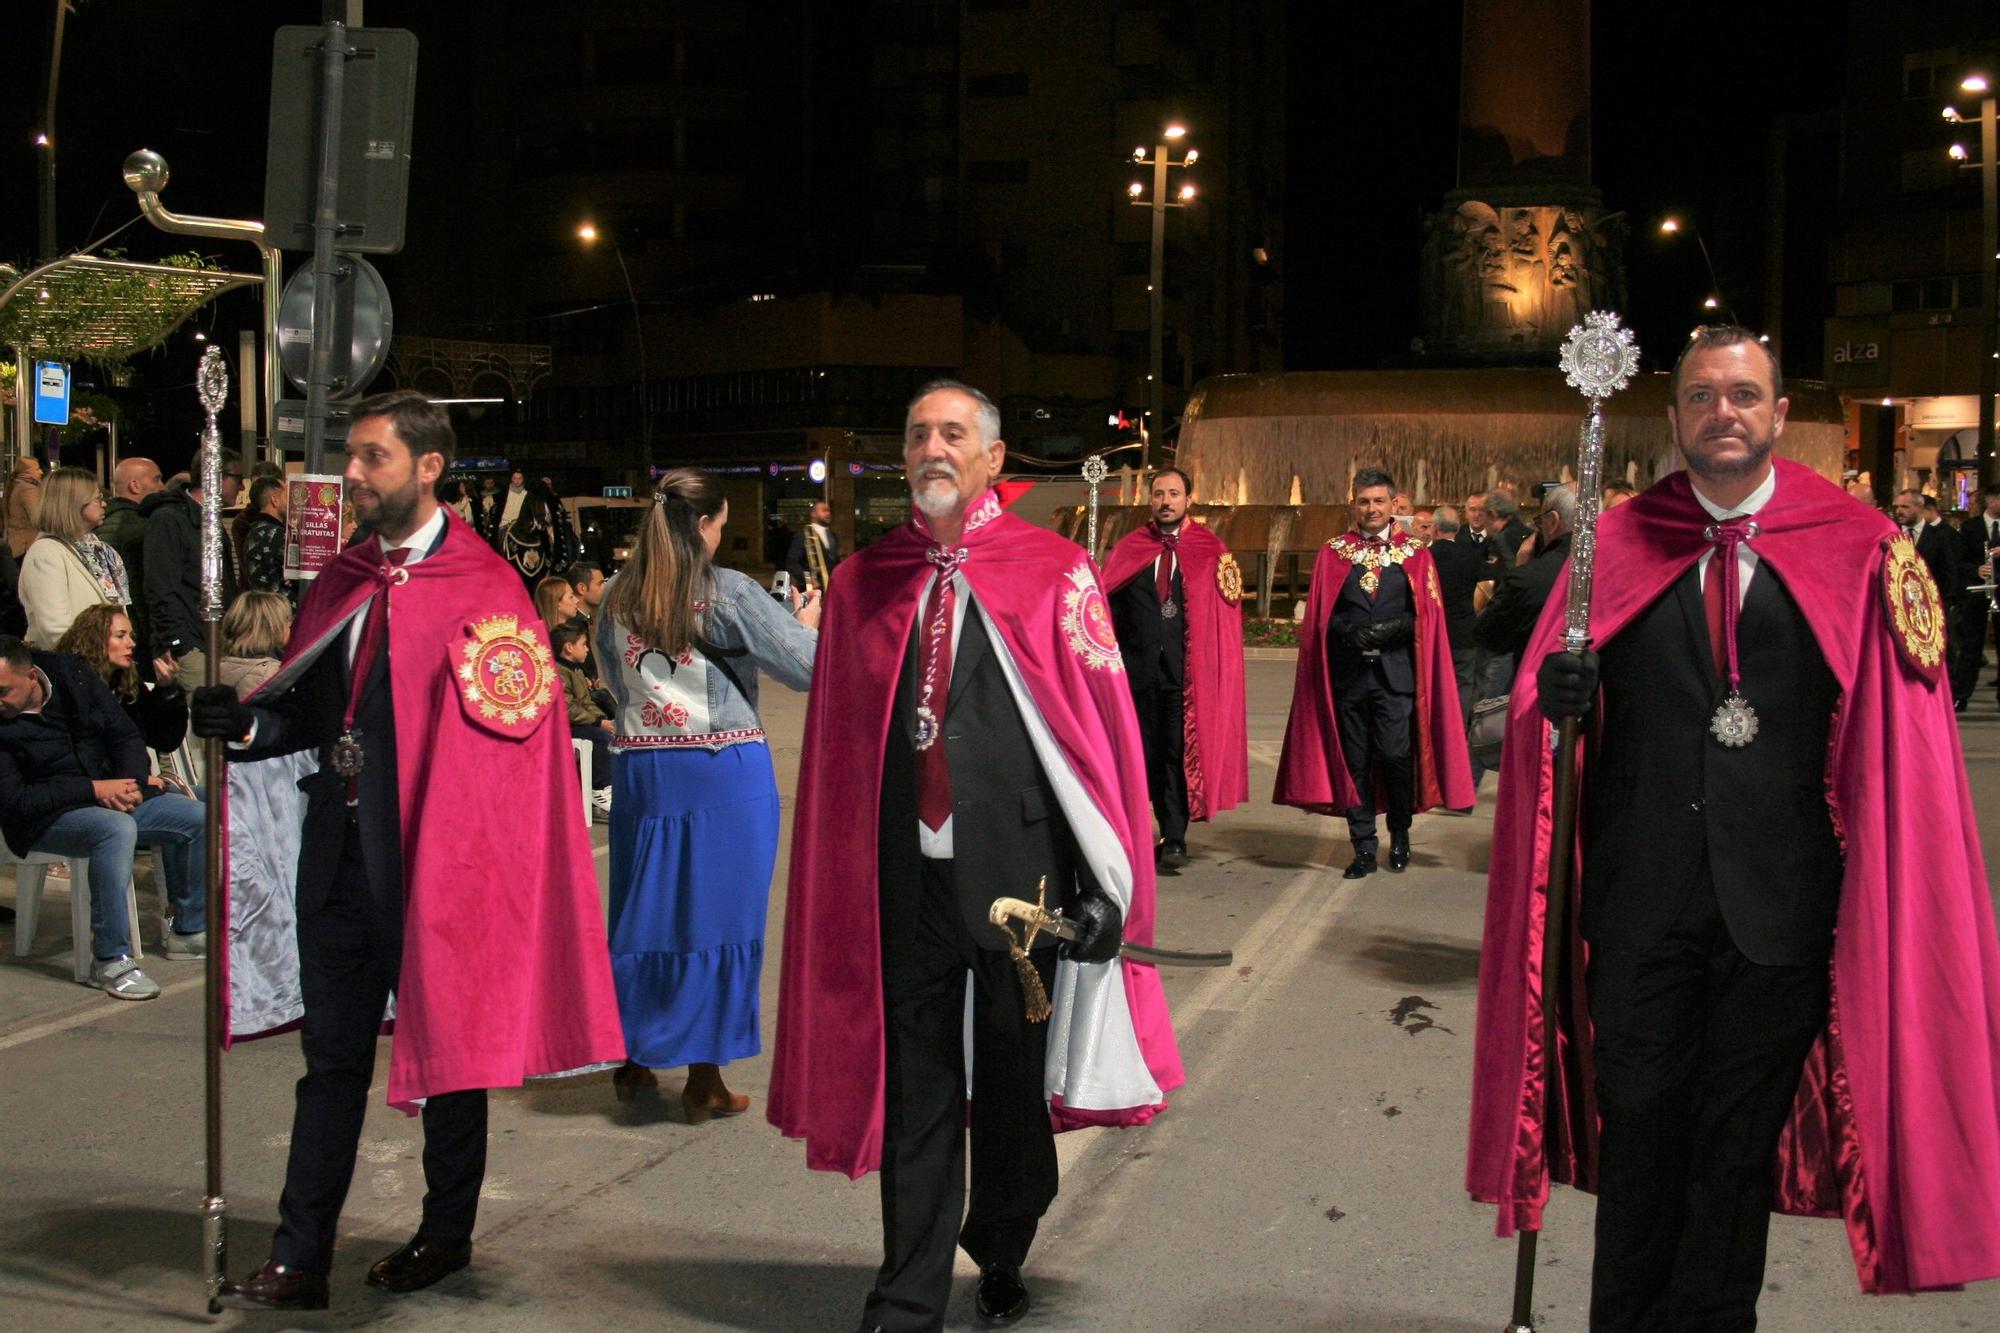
[{"x1": 285, "y1": 475, "x2": 346, "y2": 581}]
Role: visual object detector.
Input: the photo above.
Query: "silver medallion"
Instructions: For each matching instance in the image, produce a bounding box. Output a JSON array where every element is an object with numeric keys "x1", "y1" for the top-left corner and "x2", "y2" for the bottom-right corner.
[
  {"x1": 1558, "y1": 310, "x2": 1643, "y2": 399},
  {"x1": 1708, "y1": 694, "x2": 1759, "y2": 748},
  {"x1": 913, "y1": 705, "x2": 941, "y2": 751},
  {"x1": 330, "y1": 731, "x2": 366, "y2": 777},
  {"x1": 1161, "y1": 597, "x2": 1179, "y2": 620}
]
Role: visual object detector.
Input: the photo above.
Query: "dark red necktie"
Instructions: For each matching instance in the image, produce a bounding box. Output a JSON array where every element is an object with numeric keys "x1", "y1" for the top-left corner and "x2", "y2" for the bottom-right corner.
[
  {"x1": 345, "y1": 548, "x2": 412, "y2": 722},
  {"x1": 1702, "y1": 517, "x2": 1751, "y2": 681},
  {"x1": 916, "y1": 565, "x2": 957, "y2": 833},
  {"x1": 1154, "y1": 532, "x2": 1178, "y2": 607}
]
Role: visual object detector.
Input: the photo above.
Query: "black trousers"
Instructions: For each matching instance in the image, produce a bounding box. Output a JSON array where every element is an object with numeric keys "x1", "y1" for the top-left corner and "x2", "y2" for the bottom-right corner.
[
  {"x1": 269, "y1": 817, "x2": 488, "y2": 1274},
  {"x1": 1951, "y1": 601, "x2": 1992, "y2": 705},
  {"x1": 1130, "y1": 678, "x2": 1188, "y2": 843},
  {"x1": 1586, "y1": 870, "x2": 1829, "y2": 1333},
  {"x1": 867, "y1": 857, "x2": 1059, "y2": 1333},
  {"x1": 1334, "y1": 669, "x2": 1414, "y2": 856}
]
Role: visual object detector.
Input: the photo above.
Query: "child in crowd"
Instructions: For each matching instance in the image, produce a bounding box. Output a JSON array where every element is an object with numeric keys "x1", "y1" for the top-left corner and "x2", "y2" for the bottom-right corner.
[{"x1": 554, "y1": 622, "x2": 613, "y2": 819}]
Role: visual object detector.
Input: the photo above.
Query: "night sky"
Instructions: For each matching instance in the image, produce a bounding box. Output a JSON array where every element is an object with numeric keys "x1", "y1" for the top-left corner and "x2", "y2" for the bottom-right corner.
[{"x1": 3, "y1": 1, "x2": 1845, "y2": 467}]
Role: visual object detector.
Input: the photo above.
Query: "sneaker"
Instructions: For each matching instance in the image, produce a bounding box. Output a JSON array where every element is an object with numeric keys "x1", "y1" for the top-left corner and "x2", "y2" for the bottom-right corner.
[
  {"x1": 592, "y1": 787, "x2": 614, "y2": 821},
  {"x1": 162, "y1": 929, "x2": 207, "y2": 960},
  {"x1": 89, "y1": 956, "x2": 161, "y2": 1001}
]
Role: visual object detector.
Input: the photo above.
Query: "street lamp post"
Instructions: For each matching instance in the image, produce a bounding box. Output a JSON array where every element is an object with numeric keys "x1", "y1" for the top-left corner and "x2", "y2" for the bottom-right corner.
[
  {"x1": 1659, "y1": 216, "x2": 1735, "y2": 323},
  {"x1": 1946, "y1": 75, "x2": 1998, "y2": 486},
  {"x1": 577, "y1": 221, "x2": 651, "y2": 456},
  {"x1": 1128, "y1": 125, "x2": 1198, "y2": 476}
]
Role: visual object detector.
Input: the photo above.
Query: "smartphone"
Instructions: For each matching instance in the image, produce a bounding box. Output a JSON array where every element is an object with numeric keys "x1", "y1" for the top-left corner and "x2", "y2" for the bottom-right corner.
[{"x1": 770, "y1": 570, "x2": 792, "y2": 603}]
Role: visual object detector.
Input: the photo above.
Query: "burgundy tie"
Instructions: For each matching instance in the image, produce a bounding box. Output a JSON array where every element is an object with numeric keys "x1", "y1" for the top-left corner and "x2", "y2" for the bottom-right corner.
[
  {"x1": 1154, "y1": 533, "x2": 1177, "y2": 607},
  {"x1": 1702, "y1": 518, "x2": 1751, "y2": 681},
  {"x1": 340, "y1": 546, "x2": 412, "y2": 799},
  {"x1": 916, "y1": 568, "x2": 957, "y2": 833}
]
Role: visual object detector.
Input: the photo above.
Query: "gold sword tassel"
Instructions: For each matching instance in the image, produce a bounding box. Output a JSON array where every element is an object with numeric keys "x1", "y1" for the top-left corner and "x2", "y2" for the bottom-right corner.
[{"x1": 999, "y1": 876, "x2": 1054, "y2": 1024}]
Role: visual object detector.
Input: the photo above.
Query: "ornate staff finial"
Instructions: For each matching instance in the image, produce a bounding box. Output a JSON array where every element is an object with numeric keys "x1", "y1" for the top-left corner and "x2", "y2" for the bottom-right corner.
[
  {"x1": 1081, "y1": 454, "x2": 1109, "y2": 558},
  {"x1": 1554, "y1": 311, "x2": 1640, "y2": 655},
  {"x1": 196, "y1": 345, "x2": 230, "y2": 622}
]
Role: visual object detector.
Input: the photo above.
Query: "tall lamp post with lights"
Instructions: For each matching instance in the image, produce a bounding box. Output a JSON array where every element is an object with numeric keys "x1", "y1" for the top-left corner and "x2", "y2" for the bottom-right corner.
[
  {"x1": 576, "y1": 221, "x2": 651, "y2": 455},
  {"x1": 1659, "y1": 216, "x2": 1735, "y2": 324},
  {"x1": 1945, "y1": 72, "x2": 1998, "y2": 485},
  {"x1": 1128, "y1": 124, "x2": 1198, "y2": 475}
]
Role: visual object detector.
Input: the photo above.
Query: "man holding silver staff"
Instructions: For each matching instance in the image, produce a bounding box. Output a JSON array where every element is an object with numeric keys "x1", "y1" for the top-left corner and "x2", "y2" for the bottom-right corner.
[
  {"x1": 190, "y1": 390, "x2": 624, "y2": 1311},
  {"x1": 1469, "y1": 325, "x2": 2000, "y2": 1325}
]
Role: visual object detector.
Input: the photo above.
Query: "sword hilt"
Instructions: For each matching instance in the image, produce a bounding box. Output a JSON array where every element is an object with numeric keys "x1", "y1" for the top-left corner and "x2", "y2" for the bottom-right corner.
[{"x1": 989, "y1": 896, "x2": 1079, "y2": 941}]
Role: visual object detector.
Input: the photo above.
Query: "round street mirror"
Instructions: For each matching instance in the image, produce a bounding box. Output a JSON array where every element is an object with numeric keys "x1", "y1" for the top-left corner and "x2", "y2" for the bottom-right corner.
[{"x1": 277, "y1": 256, "x2": 394, "y2": 396}]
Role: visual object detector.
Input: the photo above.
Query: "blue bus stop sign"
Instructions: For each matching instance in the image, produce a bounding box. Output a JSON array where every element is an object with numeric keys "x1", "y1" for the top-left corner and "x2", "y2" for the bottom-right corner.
[{"x1": 33, "y1": 361, "x2": 70, "y2": 427}]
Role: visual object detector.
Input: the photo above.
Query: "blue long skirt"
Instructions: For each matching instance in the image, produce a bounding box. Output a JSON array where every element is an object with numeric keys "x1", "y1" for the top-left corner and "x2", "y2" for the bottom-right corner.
[{"x1": 608, "y1": 742, "x2": 779, "y2": 1069}]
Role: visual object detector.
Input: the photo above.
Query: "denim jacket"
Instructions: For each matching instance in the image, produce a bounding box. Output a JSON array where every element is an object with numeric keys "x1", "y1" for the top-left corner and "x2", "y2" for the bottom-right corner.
[{"x1": 595, "y1": 565, "x2": 817, "y2": 751}]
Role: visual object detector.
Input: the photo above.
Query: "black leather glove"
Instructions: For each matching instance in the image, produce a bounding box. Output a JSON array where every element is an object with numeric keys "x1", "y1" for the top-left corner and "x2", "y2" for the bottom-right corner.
[
  {"x1": 1346, "y1": 614, "x2": 1415, "y2": 651},
  {"x1": 190, "y1": 685, "x2": 254, "y2": 743},
  {"x1": 1536, "y1": 648, "x2": 1600, "y2": 720},
  {"x1": 1061, "y1": 891, "x2": 1124, "y2": 965}
]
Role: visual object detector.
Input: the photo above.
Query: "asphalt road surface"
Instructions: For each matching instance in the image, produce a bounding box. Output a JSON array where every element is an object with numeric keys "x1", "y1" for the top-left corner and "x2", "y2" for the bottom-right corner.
[{"x1": 4, "y1": 658, "x2": 1998, "y2": 1330}]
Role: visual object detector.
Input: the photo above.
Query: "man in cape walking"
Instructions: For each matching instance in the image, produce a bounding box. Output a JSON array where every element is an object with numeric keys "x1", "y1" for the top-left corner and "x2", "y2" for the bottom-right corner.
[
  {"x1": 191, "y1": 391, "x2": 624, "y2": 1311},
  {"x1": 1100, "y1": 467, "x2": 1249, "y2": 871},
  {"x1": 769, "y1": 380, "x2": 1184, "y2": 1332},
  {"x1": 1274, "y1": 467, "x2": 1472, "y2": 876},
  {"x1": 1468, "y1": 326, "x2": 2000, "y2": 1324}
]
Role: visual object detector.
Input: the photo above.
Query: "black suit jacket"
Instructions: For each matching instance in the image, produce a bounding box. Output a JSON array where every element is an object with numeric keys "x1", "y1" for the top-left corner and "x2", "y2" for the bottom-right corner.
[
  {"x1": 1474, "y1": 533, "x2": 1572, "y2": 662},
  {"x1": 0, "y1": 650, "x2": 150, "y2": 856},
  {"x1": 1108, "y1": 562, "x2": 1185, "y2": 691},
  {"x1": 785, "y1": 525, "x2": 842, "y2": 590},
  {"x1": 1581, "y1": 562, "x2": 1843, "y2": 965},
  {"x1": 1426, "y1": 538, "x2": 1483, "y2": 651},
  {"x1": 879, "y1": 599, "x2": 1087, "y2": 951},
  {"x1": 1958, "y1": 516, "x2": 2000, "y2": 601},
  {"x1": 1326, "y1": 563, "x2": 1416, "y2": 694}
]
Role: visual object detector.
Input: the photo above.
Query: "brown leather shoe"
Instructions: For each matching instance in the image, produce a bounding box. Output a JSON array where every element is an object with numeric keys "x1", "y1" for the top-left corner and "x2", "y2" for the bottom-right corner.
[
  {"x1": 216, "y1": 1260, "x2": 330, "y2": 1310},
  {"x1": 365, "y1": 1237, "x2": 471, "y2": 1293}
]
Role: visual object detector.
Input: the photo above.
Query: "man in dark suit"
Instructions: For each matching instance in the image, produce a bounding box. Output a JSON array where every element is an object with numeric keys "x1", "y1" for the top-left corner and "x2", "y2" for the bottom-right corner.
[
  {"x1": 1483, "y1": 488, "x2": 1533, "y2": 569},
  {"x1": 1428, "y1": 505, "x2": 1483, "y2": 711},
  {"x1": 1108, "y1": 477, "x2": 1190, "y2": 866},
  {"x1": 1952, "y1": 483, "x2": 2000, "y2": 711},
  {"x1": 785, "y1": 498, "x2": 842, "y2": 593},
  {"x1": 194, "y1": 394, "x2": 486, "y2": 1311},
  {"x1": 1475, "y1": 485, "x2": 1577, "y2": 678}
]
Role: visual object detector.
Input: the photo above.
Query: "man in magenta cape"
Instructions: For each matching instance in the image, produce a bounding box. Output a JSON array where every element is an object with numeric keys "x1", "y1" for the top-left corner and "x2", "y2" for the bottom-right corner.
[
  {"x1": 769, "y1": 380, "x2": 1183, "y2": 1329},
  {"x1": 1468, "y1": 330, "x2": 2000, "y2": 1318},
  {"x1": 1274, "y1": 469, "x2": 1473, "y2": 873},
  {"x1": 1100, "y1": 467, "x2": 1249, "y2": 870},
  {"x1": 194, "y1": 391, "x2": 623, "y2": 1310}
]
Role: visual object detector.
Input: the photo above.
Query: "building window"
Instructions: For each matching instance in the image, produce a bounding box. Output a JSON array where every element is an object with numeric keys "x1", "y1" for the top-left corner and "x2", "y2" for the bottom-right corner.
[
  {"x1": 966, "y1": 159, "x2": 1029, "y2": 183},
  {"x1": 1902, "y1": 48, "x2": 1960, "y2": 100},
  {"x1": 966, "y1": 72, "x2": 1030, "y2": 98}
]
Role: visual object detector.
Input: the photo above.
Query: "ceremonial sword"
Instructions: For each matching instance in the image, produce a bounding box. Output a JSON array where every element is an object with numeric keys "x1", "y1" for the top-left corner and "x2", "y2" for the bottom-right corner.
[{"x1": 989, "y1": 896, "x2": 1232, "y2": 968}]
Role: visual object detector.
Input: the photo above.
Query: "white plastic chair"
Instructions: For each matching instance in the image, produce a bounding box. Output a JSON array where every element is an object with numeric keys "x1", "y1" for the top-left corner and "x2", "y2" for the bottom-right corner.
[
  {"x1": 4, "y1": 844, "x2": 146, "y2": 983},
  {"x1": 571, "y1": 738, "x2": 593, "y2": 830}
]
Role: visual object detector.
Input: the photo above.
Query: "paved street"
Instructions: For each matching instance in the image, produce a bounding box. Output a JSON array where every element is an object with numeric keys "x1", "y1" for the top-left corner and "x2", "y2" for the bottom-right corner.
[{"x1": 4, "y1": 657, "x2": 2000, "y2": 1331}]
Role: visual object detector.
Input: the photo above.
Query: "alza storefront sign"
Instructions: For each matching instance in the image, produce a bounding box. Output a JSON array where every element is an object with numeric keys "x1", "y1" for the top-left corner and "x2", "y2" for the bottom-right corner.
[{"x1": 1831, "y1": 340, "x2": 1881, "y2": 364}]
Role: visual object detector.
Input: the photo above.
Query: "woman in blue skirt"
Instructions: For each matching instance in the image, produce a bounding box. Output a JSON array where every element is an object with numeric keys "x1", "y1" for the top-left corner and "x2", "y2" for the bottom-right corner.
[{"x1": 598, "y1": 468, "x2": 820, "y2": 1119}]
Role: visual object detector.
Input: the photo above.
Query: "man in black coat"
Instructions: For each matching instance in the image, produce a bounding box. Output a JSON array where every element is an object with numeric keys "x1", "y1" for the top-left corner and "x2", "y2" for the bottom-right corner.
[
  {"x1": 1482, "y1": 488, "x2": 1533, "y2": 570},
  {"x1": 785, "y1": 498, "x2": 842, "y2": 592},
  {"x1": 0, "y1": 636, "x2": 208, "y2": 993},
  {"x1": 1952, "y1": 483, "x2": 2000, "y2": 711},
  {"x1": 144, "y1": 479, "x2": 239, "y2": 700},
  {"x1": 1108, "y1": 472, "x2": 1192, "y2": 867},
  {"x1": 1475, "y1": 485, "x2": 1578, "y2": 680},
  {"x1": 241, "y1": 475, "x2": 290, "y2": 595},
  {"x1": 1428, "y1": 505, "x2": 1484, "y2": 711}
]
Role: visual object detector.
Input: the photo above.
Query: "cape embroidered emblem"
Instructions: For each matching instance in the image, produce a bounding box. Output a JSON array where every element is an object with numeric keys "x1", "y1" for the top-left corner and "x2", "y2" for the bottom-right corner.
[
  {"x1": 458, "y1": 614, "x2": 556, "y2": 725},
  {"x1": 1427, "y1": 561, "x2": 1443, "y2": 607},
  {"x1": 1061, "y1": 564, "x2": 1124, "y2": 671},
  {"x1": 1216, "y1": 552, "x2": 1244, "y2": 605},
  {"x1": 1883, "y1": 533, "x2": 1945, "y2": 679}
]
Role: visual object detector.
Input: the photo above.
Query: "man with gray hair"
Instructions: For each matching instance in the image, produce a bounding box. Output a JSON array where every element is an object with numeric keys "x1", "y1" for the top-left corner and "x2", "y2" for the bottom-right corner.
[
  {"x1": 1475, "y1": 484, "x2": 1577, "y2": 676},
  {"x1": 1484, "y1": 488, "x2": 1532, "y2": 568}
]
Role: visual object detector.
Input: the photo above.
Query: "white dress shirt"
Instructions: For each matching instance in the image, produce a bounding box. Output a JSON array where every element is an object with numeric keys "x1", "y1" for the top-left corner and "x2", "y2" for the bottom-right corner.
[{"x1": 1692, "y1": 467, "x2": 1775, "y2": 609}]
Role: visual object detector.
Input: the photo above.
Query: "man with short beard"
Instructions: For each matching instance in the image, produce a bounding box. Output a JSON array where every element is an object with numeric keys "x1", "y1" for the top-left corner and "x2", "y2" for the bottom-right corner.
[
  {"x1": 1471, "y1": 326, "x2": 2000, "y2": 1323},
  {"x1": 191, "y1": 390, "x2": 623, "y2": 1311},
  {"x1": 772, "y1": 379, "x2": 1183, "y2": 1332},
  {"x1": 1100, "y1": 467, "x2": 1248, "y2": 869}
]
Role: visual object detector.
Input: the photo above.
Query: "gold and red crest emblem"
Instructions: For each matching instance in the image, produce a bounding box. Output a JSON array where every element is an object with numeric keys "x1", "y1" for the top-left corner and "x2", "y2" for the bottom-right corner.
[
  {"x1": 1216, "y1": 552, "x2": 1244, "y2": 605},
  {"x1": 1882, "y1": 534, "x2": 1945, "y2": 679},
  {"x1": 1061, "y1": 563, "x2": 1124, "y2": 671},
  {"x1": 456, "y1": 613, "x2": 556, "y2": 728}
]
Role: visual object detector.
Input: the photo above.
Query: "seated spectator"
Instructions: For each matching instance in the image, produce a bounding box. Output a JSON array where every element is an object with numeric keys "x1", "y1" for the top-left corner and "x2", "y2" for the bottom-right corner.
[
  {"x1": 0, "y1": 633, "x2": 208, "y2": 997},
  {"x1": 20, "y1": 467, "x2": 128, "y2": 649},
  {"x1": 240, "y1": 476, "x2": 289, "y2": 594},
  {"x1": 554, "y1": 622, "x2": 613, "y2": 818},
  {"x1": 218, "y1": 591, "x2": 293, "y2": 699},
  {"x1": 56, "y1": 603, "x2": 190, "y2": 772}
]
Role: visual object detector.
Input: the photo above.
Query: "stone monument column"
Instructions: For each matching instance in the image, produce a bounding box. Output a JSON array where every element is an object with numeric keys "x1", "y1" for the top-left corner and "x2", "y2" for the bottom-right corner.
[{"x1": 1420, "y1": 0, "x2": 1627, "y2": 363}]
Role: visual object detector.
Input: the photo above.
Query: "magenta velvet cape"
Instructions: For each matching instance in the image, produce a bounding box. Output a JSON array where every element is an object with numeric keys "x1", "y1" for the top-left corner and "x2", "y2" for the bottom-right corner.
[
  {"x1": 221, "y1": 510, "x2": 626, "y2": 1112},
  {"x1": 1466, "y1": 460, "x2": 2000, "y2": 1295},
  {"x1": 1100, "y1": 520, "x2": 1250, "y2": 821},
  {"x1": 768, "y1": 499, "x2": 1186, "y2": 1178},
  {"x1": 1273, "y1": 536, "x2": 1475, "y2": 815}
]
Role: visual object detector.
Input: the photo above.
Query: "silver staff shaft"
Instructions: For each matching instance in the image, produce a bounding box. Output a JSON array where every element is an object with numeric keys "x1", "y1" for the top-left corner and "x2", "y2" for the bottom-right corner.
[
  {"x1": 193, "y1": 346, "x2": 230, "y2": 1312},
  {"x1": 1082, "y1": 454, "x2": 1109, "y2": 560}
]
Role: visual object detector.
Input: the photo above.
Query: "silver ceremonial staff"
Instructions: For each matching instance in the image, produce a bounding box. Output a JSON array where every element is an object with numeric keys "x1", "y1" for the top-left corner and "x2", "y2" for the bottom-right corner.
[
  {"x1": 1082, "y1": 453, "x2": 1108, "y2": 561},
  {"x1": 1505, "y1": 312, "x2": 1640, "y2": 1333},
  {"x1": 194, "y1": 346, "x2": 230, "y2": 1313}
]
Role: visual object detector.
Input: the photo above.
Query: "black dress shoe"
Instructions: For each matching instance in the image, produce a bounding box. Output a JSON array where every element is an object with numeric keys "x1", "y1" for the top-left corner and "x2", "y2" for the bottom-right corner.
[
  {"x1": 976, "y1": 1263, "x2": 1030, "y2": 1325},
  {"x1": 1388, "y1": 837, "x2": 1411, "y2": 872},
  {"x1": 365, "y1": 1237, "x2": 471, "y2": 1293},
  {"x1": 216, "y1": 1260, "x2": 330, "y2": 1311},
  {"x1": 1342, "y1": 854, "x2": 1377, "y2": 880},
  {"x1": 1158, "y1": 839, "x2": 1189, "y2": 869}
]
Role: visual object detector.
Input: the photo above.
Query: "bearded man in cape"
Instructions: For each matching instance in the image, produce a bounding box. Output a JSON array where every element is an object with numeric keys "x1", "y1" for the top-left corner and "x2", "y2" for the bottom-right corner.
[
  {"x1": 191, "y1": 391, "x2": 624, "y2": 1311},
  {"x1": 769, "y1": 379, "x2": 1184, "y2": 1332},
  {"x1": 1274, "y1": 467, "x2": 1473, "y2": 875},
  {"x1": 1467, "y1": 326, "x2": 2000, "y2": 1325},
  {"x1": 1100, "y1": 466, "x2": 1248, "y2": 871}
]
